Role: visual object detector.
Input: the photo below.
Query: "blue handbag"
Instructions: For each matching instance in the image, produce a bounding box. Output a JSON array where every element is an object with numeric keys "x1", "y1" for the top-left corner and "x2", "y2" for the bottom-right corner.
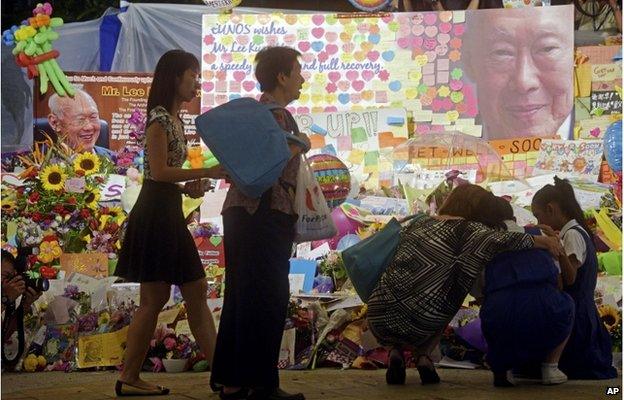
[
  {"x1": 342, "y1": 214, "x2": 426, "y2": 302},
  {"x1": 195, "y1": 97, "x2": 308, "y2": 199}
]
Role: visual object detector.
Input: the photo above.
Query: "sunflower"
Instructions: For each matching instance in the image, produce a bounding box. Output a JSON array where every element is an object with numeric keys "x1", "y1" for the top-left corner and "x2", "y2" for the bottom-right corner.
[
  {"x1": 599, "y1": 304, "x2": 621, "y2": 332},
  {"x1": 73, "y1": 153, "x2": 101, "y2": 176},
  {"x1": 1, "y1": 199, "x2": 16, "y2": 215},
  {"x1": 84, "y1": 188, "x2": 101, "y2": 210},
  {"x1": 107, "y1": 206, "x2": 125, "y2": 224},
  {"x1": 40, "y1": 164, "x2": 67, "y2": 191}
]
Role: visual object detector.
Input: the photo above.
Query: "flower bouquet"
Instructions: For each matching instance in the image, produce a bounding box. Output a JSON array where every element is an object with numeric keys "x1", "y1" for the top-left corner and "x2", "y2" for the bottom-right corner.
[
  {"x1": 1, "y1": 135, "x2": 126, "y2": 279},
  {"x1": 318, "y1": 251, "x2": 347, "y2": 291}
]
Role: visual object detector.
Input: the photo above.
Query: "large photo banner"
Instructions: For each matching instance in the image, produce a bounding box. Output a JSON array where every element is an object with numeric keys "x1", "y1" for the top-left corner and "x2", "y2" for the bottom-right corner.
[
  {"x1": 33, "y1": 72, "x2": 201, "y2": 155},
  {"x1": 201, "y1": 5, "x2": 574, "y2": 142}
]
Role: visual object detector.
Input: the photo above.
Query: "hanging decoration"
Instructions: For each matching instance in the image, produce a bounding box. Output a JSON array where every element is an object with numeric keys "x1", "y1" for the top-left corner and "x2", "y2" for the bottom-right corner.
[{"x1": 2, "y1": 2, "x2": 75, "y2": 96}]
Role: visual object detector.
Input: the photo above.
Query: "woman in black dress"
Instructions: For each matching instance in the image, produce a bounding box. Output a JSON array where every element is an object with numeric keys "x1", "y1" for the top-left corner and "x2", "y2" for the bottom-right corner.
[{"x1": 114, "y1": 50, "x2": 226, "y2": 396}]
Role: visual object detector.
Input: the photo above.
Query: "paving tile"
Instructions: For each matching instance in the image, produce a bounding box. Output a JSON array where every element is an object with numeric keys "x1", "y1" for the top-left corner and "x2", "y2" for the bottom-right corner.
[{"x1": 0, "y1": 369, "x2": 619, "y2": 400}]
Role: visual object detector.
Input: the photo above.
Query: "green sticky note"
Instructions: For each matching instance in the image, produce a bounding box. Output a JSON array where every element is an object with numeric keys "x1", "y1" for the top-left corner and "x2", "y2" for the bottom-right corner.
[
  {"x1": 351, "y1": 127, "x2": 368, "y2": 143},
  {"x1": 364, "y1": 151, "x2": 380, "y2": 166}
]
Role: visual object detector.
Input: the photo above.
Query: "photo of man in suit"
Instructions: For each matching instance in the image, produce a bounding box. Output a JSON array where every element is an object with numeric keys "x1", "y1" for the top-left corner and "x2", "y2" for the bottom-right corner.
[{"x1": 47, "y1": 89, "x2": 115, "y2": 158}]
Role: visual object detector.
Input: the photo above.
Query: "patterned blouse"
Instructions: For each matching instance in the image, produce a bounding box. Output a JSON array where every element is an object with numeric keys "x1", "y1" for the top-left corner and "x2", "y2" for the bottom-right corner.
[
  {"x1": 367, "y1": 218, "x2": 534, "y2": 347},
  {"x1": 222, "y1": 93, "x2": 303, "y2": 216},
  {"x1": 143, "y1": 106, "x2": 188, "y2": 181}
]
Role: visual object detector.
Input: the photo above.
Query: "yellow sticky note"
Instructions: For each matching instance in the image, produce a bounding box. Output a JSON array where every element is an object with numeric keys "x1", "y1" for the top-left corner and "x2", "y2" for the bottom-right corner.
[
  {"x1": 348, "y1": 149, "x2": 365, "y2": 164},
  {"x1": 408, "y1": 70, "x2": 423, "y2": 82}
]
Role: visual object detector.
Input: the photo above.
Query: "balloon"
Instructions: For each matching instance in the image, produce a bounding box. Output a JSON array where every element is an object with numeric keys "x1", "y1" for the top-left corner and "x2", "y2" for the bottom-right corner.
[
  {"x1": 336, "y1": 234, "x2": 361, "y2": 251},
  {"x1": 331, "y1": 206, "x2": 361, "y2": 237},
  {"x1": 307, "y1": 154, "x2": 350, "y2": 209},
  {"x1": 604, "y1": 120, "x2": 622, "y2": 173},
  {"x1": 455, "y1": 318, "x2": 488, "y2": 353}
]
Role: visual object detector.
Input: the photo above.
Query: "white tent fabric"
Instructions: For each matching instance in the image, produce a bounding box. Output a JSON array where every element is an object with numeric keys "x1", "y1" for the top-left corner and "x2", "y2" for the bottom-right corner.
[
  {"x1": 1, "y1": 3, "x2": 316, "y2": 151},
  {"x1": 112, "y1": 3, "x2": 315, "y2": 72}
]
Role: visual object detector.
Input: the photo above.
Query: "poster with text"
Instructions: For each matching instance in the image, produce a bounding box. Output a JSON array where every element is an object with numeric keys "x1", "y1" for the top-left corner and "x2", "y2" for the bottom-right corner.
[
  {"x1": 33, "y1": 72, "x2": 200, "y2": 156},
  {"x1": 201, "y1": 6, "x2": 574, "y2": 141}
]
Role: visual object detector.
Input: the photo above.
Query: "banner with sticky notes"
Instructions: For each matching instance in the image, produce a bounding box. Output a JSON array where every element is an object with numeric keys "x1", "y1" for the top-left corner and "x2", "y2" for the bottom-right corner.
[
  {"x1": 202, "y1": 8, "x2": 573, "y2": 142},
  {"x1": 295, "y1": 108, "x2": 408, "y2": 189}
]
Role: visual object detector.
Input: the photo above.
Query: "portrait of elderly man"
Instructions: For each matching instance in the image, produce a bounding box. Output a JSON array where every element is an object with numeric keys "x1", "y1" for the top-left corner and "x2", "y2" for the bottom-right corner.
[
  {"x1": 47, "y1": 89, "x2": 115, "y2": 158},
  {"x1": 463, "y1": 5, "x2": 575, "y2": 140}
]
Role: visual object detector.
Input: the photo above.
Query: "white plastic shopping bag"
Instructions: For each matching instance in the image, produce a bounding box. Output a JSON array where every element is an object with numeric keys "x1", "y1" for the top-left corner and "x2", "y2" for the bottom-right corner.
[{"x1": 294, "y1": 155, "x2": 337, "y2": 243}]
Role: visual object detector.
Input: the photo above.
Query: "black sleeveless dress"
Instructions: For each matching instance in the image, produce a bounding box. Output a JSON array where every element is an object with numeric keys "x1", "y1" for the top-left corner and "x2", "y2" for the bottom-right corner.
[{"x1": 115, "y1": 106, "x2": 204, "y2": 285}]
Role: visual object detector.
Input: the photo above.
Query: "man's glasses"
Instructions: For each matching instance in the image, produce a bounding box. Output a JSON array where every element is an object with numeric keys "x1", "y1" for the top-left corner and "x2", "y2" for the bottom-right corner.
[{"x1": 65, "y1": 115, "x2": 100, "y2": 129}]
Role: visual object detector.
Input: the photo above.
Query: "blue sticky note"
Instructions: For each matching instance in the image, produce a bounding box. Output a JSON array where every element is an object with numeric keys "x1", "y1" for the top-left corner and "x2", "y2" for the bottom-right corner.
[
  {"x1": 321, "y1": 144, "x2": 337, "y2": 156},
  {"x1": 311, "y1": 124, "x2": 328, "y2": 136},
  {"x1": 289, "y1": 259, "x2": 317, "y2": 293},
  {"x1": 387, "y1": 116, "x2": 405, "y2": 126}
]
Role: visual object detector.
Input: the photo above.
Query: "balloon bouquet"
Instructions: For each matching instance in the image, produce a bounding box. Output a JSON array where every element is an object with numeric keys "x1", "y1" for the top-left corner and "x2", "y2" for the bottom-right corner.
[{"x1": 2, "y1": 2, "x2": 75, "y2": 97}]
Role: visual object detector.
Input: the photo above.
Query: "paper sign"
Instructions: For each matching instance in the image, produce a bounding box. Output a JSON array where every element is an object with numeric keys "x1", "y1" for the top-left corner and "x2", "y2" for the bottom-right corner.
[
  {"x1": 288, "y1": 274, "x2": 306, "y2": 295},
  {"x1": 66, "y1": 272, "x2": 101, "y2": 294},
  {"x1": 289, "y1": 259, "x2": 317, "y2": 293},
  {"x1": 60, "y1": 253, "x2": 109, "y2": 278},
  {"x1": 77, "y1": 326, "x2": 129, "y2": 368},
  {"x1": 591, "y1": 64, "x2": 621, "y2": 82},
  {"x1": 195, "y1": 235, "x2": 226, "y2": 269},
  {"x1": 533, "y1": 139, "x2": 604, "y2": 182},
  {"x1": 200, "y1": 190, "x2": 228, "y2": 221},
  {"x1": 100, "y1": 174, "x2": 126, "y2": 201}
]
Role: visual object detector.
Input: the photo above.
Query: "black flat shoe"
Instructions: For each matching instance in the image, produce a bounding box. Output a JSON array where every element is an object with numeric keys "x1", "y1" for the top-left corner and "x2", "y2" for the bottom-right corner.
[
  {"x1": 219, "y1": 388, "x2": 249, "y2": 400},
  {"x1": 114, "y1": 380, "x2": 170, "y2": 396},
  {"x1": 248, "y1": 388, "x2": 304, "y2": 400},
  {"x1": 385, "y1": 348, "x2": 406, "y2": 385},
  {"x1": 416, "y1": 355, "x2": 440, "y2": 385},
  {"x1": 493, "y1": 371, "x2": 516, "y2": 387}
]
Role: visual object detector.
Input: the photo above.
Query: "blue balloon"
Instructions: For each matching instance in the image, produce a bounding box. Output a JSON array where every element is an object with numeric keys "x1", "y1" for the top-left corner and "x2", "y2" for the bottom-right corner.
[
  {"x1": 604, "y1": 120, "x2": 622, "y2": 173},
  {"x1": 336, "y1": 234, "x2": 361, "y2": 251}
]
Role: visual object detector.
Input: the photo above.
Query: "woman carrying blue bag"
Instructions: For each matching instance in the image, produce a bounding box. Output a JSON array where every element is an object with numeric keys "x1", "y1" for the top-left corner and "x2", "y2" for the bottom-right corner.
[{"x1": 210, "y1": 46, "x2": 310, "y2": 400}]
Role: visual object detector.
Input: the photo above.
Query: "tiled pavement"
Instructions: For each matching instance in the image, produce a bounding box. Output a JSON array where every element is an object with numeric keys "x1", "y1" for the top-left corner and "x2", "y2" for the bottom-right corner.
[{"x1": 1, "y1": 369, "x2": 620, "y2": 400}]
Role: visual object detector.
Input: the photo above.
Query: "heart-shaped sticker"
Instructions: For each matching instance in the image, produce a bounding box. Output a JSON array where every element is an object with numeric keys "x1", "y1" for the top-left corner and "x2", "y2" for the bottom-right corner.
[
  {"x1": 362, "y1": 70, "x2": 374, "y2": 81},
  {"x1": 233, "y1": 71, "x2": 246, "y2": 82},
  {"x1": 346, "y1": 70, "x2": 359, "y2": 81},
  {"x1": 328, "y1": 71, "x2": 341, "y2": 83},
  {"x1": 312, "y1": 27, "x2": 325, "y2": 39},
  {"x1": 209, "y1": 236, "x2": 222, "y2": 247}
]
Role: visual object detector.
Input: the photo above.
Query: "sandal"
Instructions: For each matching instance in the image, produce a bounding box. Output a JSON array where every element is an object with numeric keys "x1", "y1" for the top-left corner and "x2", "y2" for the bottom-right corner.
[
  {"x1": 416, "y1": 355, "x2": 440, "y2": 385},
  {"x1": 385, "y1": 347, "x2": 406, "y2": 385},
  {"x1": 114, "y1": 380, "x2": 170, "y2": 397}
]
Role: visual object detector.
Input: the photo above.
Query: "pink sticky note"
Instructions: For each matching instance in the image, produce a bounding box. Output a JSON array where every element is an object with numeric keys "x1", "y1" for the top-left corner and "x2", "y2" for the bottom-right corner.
[
  {"x1": 423, "y1": 74, "x2": 436, "y2": 86},
  {"x1": 437, "y1": 70, "x2": 449, "y2": 84},
  {"x1": 375, "y1": 91, "x2": 388, "y2": 103},
  {"x1": 337, "y1": 136, "x2": 353, "y2": 151},
  {"x1": 437, "y1": 58, "x2": 450, "y2": 71},
  {"x1": 422, "y1": 63, "x2": 435, "y2": 75},
  {"x1": 216, "y1": 81, "x2": 227, "y2": 93}
]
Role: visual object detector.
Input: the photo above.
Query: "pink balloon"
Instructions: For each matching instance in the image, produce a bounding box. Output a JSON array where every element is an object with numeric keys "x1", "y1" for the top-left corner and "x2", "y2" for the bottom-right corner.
[{"x1": 331, "y1": 207, "x2": 361, "y2": 237}]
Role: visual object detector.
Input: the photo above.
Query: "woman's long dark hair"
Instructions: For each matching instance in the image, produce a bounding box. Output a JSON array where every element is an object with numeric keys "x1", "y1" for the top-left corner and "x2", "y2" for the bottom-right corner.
[
  {"x1": 147, "y1": 49, "x2": 200, "y2": 115},
  {"x1": 532, "y1": 176, "x2": 592, "y2": 237}
]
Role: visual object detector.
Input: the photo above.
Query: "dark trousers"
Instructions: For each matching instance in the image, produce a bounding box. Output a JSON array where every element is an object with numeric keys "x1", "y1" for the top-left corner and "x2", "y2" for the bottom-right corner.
[{"x1": 211, "y1": 194, "x2": 296, "y2": 389}]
